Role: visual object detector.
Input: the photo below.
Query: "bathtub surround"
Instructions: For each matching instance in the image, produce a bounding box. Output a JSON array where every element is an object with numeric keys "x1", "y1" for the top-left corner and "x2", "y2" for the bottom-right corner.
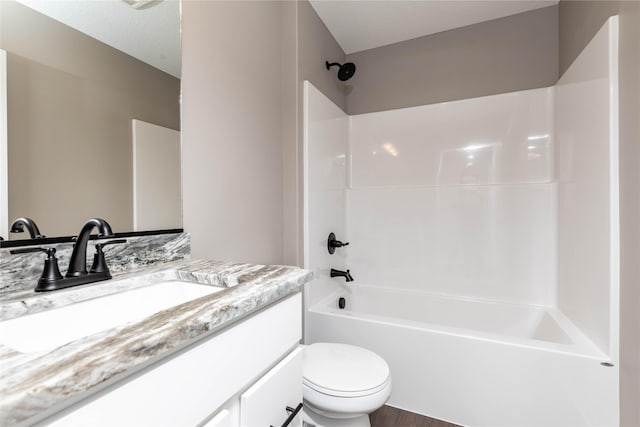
[
  {"x1": 0, "y1": 260, "x2": 312, "y2": 426},
  {"x1": 0, "y1": 232, "x2": 190, "y2": 304},
  {"x1": 302, "y1": 82, "x2": 348, "y2": 310},
  {"x1": 304, "y1": 15, "x2": 620, "y2": 426},
  {"x1": 348, "y1": 88, "x2": 555, "y2": 305},
  {"x1": 559, "y1": 2, "x2": 640, "y2": 425},
  {"x1": 305, "y1": 82, "x2": 557, "y2": 310},
  {"x1": 555, "y1": 19, "x2": 619, "y2": 359}
]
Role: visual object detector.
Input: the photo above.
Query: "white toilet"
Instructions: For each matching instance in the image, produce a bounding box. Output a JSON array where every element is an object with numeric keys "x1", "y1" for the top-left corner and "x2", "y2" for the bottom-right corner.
[{"x1": 302, "y1": 343, "x2": 392, "y2": 427}]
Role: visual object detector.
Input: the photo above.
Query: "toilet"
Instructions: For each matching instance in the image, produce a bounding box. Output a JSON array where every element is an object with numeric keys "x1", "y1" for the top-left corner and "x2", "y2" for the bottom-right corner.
[{"x1": 302, "y1": 343, "x2": 392, "y2": 427}]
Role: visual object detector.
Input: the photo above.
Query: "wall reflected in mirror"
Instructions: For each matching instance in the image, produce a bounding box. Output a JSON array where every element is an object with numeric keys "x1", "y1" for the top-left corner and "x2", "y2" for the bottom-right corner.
[{"x1": 0, "y1": 0, "x2": 181, "y2": 240}]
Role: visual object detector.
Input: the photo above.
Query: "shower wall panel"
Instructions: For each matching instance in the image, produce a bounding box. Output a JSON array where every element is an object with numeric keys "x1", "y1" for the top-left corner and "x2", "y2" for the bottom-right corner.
[
  {"x1": 303, "y1": 81, "x2": 349, "y2": 315},
  {"x1": 350, "y1": 88, "x2": 554, "y2": 188},
  {"x1": 347, "y1": 184, "x2": 556, "y2": 304},
  {"x1": 555, "y1": 17, "x2": 619, "y2": 356},
  {"x1": 348, "y1": 88, "x2": 557, "y2": 305}
]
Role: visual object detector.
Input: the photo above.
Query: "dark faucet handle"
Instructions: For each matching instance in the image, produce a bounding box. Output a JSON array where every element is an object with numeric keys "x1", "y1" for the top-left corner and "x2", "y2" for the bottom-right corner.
[
  {"x1": 95, "y1": 239, "x2": 127, "y2": 250},
  {"x1": 10, "y1": 247, "x2": 63, "y2": 286},
  {"x1": 328, "y1": 233, "x2": 350, "y2": 254},
  {"x1": 10, "y1": 247, "x2": 52, "y2": 255},
  {"x1": 346, "y1": 269, "x2": 354, "y2": 282},
  {"x1": 90, "y1": 239, "x2": 126, "y2": 275}
]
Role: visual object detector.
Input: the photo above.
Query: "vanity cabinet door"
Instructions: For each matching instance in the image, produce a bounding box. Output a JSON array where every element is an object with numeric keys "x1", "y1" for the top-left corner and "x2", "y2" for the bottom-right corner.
[{"x1": 240, "y1": 347, "x2": 303, "y2": 427}]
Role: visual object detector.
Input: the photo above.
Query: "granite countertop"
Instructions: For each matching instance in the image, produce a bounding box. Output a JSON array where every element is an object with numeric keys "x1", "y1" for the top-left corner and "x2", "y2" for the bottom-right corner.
[{"x1": 0, "y1": 259, "x2": 313, "y2": 426}]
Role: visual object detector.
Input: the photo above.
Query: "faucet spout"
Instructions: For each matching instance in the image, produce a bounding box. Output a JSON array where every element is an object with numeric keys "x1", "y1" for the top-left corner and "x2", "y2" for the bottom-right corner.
[
  {"x1": 10, "y1": 217, "x2": 45, "y2": 238},
  {"x1": 66, "y1": 218, "x2": 114, "y2": 277},
  {"x1": 330, "y1": 268, "x2": 354, "y2": 282}
]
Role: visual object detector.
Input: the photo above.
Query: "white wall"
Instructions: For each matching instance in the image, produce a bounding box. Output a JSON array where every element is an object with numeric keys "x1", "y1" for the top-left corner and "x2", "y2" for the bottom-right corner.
[
  {"x1": 303, "y1": 81, "x2": 348, "y2": 312},
  {"x1": 181, "y1": 1, "x2": 284, "y2": 265},
  {"x1": 555, "y1": 17, "x2": 619, "y2": 356},
  {"x1": 347, "y1": 88, "x2": 557, "y2": 305}
]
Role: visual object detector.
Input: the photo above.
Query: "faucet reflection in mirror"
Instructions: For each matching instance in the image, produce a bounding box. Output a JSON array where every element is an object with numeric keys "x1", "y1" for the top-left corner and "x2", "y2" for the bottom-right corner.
[
  {"x1": 10, "y1": 217, "x2": 45, "y2": 239},
  {"x1": 9, "y1": 218, "x2": 127, "y2": 292}
]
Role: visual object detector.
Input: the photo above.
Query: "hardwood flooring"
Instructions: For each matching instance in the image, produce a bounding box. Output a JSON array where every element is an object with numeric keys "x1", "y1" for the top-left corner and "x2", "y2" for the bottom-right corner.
[{"x1": 369, "y1": 405, "x2": 461, "y2": 427}]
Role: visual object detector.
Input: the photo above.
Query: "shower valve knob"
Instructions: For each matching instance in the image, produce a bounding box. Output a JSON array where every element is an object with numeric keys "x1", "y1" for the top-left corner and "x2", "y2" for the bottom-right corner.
[{"x1": 328, "y1": 232, "x2": 349, "y2": 254}]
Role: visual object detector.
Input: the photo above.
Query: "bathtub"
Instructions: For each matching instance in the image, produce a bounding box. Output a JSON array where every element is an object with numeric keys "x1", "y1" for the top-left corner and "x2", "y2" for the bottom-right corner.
[{"x1": 305, "y1": 285, "x2": 618, "y2": 427}]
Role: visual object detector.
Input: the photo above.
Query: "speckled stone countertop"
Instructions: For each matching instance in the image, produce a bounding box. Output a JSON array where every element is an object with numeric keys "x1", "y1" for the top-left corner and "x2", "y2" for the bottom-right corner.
[{"x1": 0, "y1": 259, "x2": 312, "y2": 426}]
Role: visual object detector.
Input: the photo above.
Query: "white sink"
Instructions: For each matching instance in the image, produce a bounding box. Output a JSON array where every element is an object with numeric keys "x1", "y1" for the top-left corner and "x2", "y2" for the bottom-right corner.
[{"x1": 0, "y1": 281, "x2": 224, "y2": 354}]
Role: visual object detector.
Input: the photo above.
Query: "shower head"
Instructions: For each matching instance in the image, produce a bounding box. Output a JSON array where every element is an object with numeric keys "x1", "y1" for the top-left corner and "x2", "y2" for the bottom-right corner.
[{"x1": 326, "y1": 61, "x2": 356, "y2": 81}]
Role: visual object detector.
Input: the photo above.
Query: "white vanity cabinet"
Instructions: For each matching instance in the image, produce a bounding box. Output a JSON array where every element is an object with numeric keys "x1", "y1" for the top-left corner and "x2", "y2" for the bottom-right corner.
[
  {"x1": 39, "y1": 293, "x2": 303, "y2": 427},
  {"x1": 204, "y1": 347, "x2": 303, "y2": 427},
  {"x1": 240, "y1": 346, "x2": 303, "y2": 427}
]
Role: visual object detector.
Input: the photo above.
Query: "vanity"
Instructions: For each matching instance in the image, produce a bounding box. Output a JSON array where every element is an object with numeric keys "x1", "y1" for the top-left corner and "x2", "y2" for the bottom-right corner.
[{"x1": 0, "y1": 258, "x2": 312, "y2": 427}]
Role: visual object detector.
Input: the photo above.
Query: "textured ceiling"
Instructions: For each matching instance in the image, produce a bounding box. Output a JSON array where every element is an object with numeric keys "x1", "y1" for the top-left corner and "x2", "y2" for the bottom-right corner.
[
  {"x1": 16, "y1": 0, "x2": 181, "y2": 78},
  {"x1": 309, "y1": 0, "x2": 559, "y2": 54}
]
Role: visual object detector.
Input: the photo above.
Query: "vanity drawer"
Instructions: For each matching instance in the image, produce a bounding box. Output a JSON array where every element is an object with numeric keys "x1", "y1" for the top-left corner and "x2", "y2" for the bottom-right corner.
[{"x1": 241, "y1": 346, "x2": 303, "y2": 427}]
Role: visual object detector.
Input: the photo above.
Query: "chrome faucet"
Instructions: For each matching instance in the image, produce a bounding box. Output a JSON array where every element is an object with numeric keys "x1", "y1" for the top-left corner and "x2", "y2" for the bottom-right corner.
[
  {"x1": 10, "y1": 217, "x2": 45, "y2": 239},
  {"x1": 330, "y1": 268, "x2": 354, "y2": 282}
]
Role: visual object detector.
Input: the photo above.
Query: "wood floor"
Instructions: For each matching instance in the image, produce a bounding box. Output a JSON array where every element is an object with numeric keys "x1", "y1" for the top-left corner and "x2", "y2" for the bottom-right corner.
[{"x1": 369, "y1": 405, "x2": 461, "y2": 427}]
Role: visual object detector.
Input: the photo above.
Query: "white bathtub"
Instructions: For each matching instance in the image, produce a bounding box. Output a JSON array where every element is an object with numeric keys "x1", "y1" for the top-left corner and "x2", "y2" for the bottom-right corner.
[{"x1": 306, "y1": 285, "x2": 618, "y2": 427}]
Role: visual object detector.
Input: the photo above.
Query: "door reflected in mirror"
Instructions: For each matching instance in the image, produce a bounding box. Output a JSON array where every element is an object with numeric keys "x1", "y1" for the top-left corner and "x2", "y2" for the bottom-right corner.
[{"x1": 0, "y1": 0, "x2": 181, "y2": 240}]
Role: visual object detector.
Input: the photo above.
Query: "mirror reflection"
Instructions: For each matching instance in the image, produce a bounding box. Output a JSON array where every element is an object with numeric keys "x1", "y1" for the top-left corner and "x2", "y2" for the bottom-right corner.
[{"x1": 0, "y1": 0, "x2": 181, "y2": 241}]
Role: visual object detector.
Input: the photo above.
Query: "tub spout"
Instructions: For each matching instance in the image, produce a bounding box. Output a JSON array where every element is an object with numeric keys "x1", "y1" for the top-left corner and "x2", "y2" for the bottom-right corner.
[{"x1": 330, "y1": 268, "x2": 353, "y2": 282}]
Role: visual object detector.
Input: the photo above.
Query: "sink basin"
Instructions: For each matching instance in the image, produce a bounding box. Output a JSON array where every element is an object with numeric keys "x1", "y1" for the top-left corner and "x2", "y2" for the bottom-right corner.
[{"x1": 0, "y1": 281, "x2": 224, "y2": 354}]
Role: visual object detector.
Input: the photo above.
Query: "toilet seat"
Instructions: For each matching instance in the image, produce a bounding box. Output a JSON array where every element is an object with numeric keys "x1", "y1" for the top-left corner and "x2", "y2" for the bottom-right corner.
[
  {"x1": 304, "y1": 376, "x2": 391, "y2": 398},
  {"x1": 303, "y1": 343, "x2": 390, "y2": 397},
  {"x1": 303, "y1": 377, "x2": 392, "y2": 418},
  {"x1": 303, "y1": 343, "x2": 391, "y2": 419}
]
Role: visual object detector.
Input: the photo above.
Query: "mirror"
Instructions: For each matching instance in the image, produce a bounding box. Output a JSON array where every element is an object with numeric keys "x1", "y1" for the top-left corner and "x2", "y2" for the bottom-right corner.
[{"x1": 0, "y1": 0, "x2": 181, "y2": 241}]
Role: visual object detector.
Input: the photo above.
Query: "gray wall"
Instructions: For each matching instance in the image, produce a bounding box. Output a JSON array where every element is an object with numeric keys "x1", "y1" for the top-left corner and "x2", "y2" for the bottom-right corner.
[
  {"x1": 296, "y1": 0, "x2": 347, "y2": 113},
  {"x1": 345, "y1": 5, "x2": 559, "y2": 115},
  {"x1": 559, "y1": 3, "x2": 640, "y2": 426},
  {"x1": 0, "y1": 1, "x2": 180, "y2": 237},
  {"x1": 282, "y1": 0, "x2": 347, "y2": 266},
  {"x1": 182, "y1": 0, "x2": 345, "y2": 266},
  {"x1": 182, "y1": 0, "x2": 284, "y2": 265}
]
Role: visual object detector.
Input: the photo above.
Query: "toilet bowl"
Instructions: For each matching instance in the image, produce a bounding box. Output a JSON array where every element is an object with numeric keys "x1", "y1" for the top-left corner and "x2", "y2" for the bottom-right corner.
[{"x1": 302, "y1": 343, "x2": 391, "y2": 427}]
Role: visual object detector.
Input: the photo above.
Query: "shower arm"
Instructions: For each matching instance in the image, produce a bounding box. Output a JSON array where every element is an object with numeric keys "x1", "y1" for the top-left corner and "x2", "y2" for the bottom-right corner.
[{"x1": 326, "y1": 61, "x2": 341, "y2": 70}]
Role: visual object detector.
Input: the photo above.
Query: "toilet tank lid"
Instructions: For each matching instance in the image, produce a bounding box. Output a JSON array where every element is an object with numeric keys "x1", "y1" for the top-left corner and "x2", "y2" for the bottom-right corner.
[{"x1": 303, "y1": 343, "x2": 390, "y2": 394}]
